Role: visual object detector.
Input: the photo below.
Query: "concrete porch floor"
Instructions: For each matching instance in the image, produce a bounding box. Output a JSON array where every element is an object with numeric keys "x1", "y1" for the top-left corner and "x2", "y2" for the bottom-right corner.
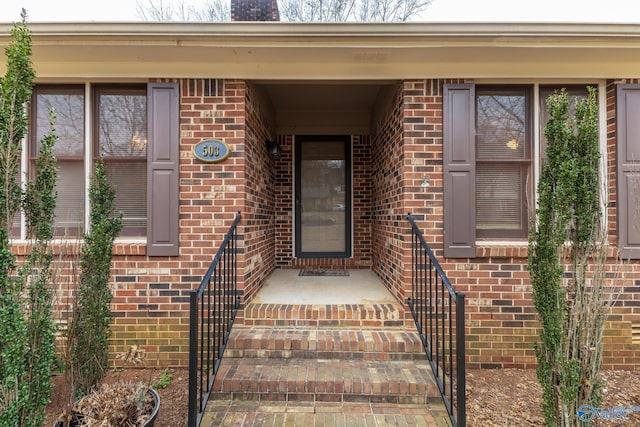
[{"x1": 252, "y1": 269, "x2": 398, "y2": 305}]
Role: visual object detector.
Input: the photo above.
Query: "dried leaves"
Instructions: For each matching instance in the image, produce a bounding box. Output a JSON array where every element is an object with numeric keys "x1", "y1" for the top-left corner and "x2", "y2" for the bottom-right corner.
[
  {"x1": 116, "y1": 345, "x2": 147, "y2": 366},
  {"x1": 61, "y1": 346, "x2": 155, "y2": 426},
  {"x1": 466, "y1": 369, "x2": 640, "y2": 426},
  {"x1": 74, "y1": 383, "x2": 154, "y2": 427}
]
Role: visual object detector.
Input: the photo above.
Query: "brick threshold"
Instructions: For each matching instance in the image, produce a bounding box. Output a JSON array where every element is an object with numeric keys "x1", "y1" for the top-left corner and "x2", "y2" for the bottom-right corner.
[{"x1": 240, "y1": 302, "x2": 412, "y2": 328}]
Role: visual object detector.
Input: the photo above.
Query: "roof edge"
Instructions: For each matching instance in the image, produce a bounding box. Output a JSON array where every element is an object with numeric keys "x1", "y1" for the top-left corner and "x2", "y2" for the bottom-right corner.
[{"x1": 2, "y1": 21, "x2": 640, "y2": 40}]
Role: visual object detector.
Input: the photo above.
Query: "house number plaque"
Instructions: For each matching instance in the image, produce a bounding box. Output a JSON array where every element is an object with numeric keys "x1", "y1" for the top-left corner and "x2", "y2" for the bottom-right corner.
[{"x1": 193, "y1": 139, "x2": 231, "y2": 163}]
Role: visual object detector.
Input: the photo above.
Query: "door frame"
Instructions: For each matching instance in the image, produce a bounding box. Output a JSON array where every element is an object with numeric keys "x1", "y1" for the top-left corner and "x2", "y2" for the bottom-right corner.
[{"x1": 294, "y1": 135, "x2": 352, "y2": 258}]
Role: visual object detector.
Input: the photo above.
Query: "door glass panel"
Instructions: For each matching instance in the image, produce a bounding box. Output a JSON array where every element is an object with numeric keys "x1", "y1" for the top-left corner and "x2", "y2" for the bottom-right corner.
[{"x1": 300, "y1": 140, "x2": 346, "y2": 253}]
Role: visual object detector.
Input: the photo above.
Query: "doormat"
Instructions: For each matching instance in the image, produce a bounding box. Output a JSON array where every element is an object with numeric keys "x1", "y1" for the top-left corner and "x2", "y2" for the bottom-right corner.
[{"x1": 299, "y1": 268, "x2": 349, "y2": 277}]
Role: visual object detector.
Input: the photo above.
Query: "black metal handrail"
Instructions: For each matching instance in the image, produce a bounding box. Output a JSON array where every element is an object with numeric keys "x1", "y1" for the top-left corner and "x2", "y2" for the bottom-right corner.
[
  {"x1": 188, "y1": 212, "x2": 241, "y2": 427},
  {"x1": 406, "y1": 213, "x2": 466, "y2": 427}
]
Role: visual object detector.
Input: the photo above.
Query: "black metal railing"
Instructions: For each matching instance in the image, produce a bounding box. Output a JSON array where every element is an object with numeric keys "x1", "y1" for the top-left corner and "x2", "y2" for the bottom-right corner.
[
  {"x1": 406, "y1": 213, "x2": 466, "y2": 427},
  {"x1": 188, "y1": 212, "x2": 242, "y2": 427}
]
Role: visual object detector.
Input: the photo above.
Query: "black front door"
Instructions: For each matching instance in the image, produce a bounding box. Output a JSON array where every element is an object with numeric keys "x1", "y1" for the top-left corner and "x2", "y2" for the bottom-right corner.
[{"x1": 294, "y1": 135, "x2": 352, "y2": 258}]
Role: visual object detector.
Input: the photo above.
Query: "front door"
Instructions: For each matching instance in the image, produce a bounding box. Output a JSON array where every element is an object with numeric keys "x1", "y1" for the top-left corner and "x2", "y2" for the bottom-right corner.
[{"x1": 295, "y1": 135, "x2": 352, "y2": 258}]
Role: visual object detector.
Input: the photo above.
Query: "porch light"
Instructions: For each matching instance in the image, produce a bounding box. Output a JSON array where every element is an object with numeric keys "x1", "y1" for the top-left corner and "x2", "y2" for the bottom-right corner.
[{"x1": 266, "y1": 139, "x2": 282, "y2": 159}]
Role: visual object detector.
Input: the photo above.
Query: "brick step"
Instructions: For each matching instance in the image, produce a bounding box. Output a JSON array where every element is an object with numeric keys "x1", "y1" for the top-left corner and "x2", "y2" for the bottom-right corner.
[
  {"x1": 239, "y1": 302, "x2": 411, "y2": 328},
  {"x1": 225, "y1": 327, "x2": 426, "y2": 361},
  {"x1": 211, "y1": 358, "x2": 441, "y2": 403},
  {"x1": 202, "y1": 400, "x2": 452, "y2": 427}
]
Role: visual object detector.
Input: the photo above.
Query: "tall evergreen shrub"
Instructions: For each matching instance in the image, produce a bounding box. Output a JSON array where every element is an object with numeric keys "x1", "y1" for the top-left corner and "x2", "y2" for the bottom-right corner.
[
  {"x1": 0, "y1": 13, "x2": 59, "y2": 426},
  {"x1": 529, "y1": 87, "x2": 612, "y2": 426},
  {"x1": 72, "y1": 159, "x2": 122, "y2": 397}
]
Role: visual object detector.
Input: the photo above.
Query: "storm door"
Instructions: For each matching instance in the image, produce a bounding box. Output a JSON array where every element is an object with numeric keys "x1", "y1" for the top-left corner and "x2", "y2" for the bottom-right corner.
[{"x1": 295, "y1": 135, "x2": 352, "y2": 258}]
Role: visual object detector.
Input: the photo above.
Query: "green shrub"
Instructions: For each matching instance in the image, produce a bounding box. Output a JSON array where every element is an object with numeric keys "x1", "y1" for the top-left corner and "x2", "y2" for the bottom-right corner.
[
  {"x1": 0, "y1": 14, "x2": 59, "y2": 427},
  {"x1": 71, "y1": 159, "x2": 122, "y2": 397},
  {"x1": 529, "y1": 87, "x2": 612, "y2": 426}
]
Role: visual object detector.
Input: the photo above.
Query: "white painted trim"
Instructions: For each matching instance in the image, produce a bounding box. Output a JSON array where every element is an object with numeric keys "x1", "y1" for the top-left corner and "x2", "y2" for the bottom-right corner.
[
  {"x1": 20, "y1": 125, "x2": 27, "y2": 240},
  {"x1": 598, "y1": 81, "x2": 609, "y2": 231},
  {"x1": 84, "y1": 82, "x2": 92, "y2": 233},
  {"x1": 533, "y1": 84, "x2": 541, "y2": 216}
]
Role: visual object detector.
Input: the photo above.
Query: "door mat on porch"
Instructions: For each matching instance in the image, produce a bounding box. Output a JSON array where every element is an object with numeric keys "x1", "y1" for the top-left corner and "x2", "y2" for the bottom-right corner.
[{"x1": 299, "y1": 268, "x2": 349, "y2": 277}]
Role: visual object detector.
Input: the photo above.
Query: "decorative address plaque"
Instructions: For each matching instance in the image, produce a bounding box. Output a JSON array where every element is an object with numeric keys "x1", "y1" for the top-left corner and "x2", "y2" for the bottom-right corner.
[{"x1": 192, "y1": 139, "x2": 231, "y2": 163}]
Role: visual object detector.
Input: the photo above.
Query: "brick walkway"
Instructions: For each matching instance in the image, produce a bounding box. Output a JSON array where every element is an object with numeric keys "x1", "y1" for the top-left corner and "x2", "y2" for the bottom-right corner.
[
  {"x1": 203, "y1": 400, "x2": 451, "y2": 426},
  {"x1": 196, "y1": 298, "x2": 455, "y2": 427}
]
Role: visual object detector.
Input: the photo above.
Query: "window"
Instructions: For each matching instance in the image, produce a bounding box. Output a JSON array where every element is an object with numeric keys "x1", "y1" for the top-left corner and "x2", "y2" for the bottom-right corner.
[
  {"x1": 95, "y1": 87, "x2": 147, "y2": 237},
  {"x1": 476, "y1": 87, "x2": 532, "y2": 239},
  {"x1": 31, "y1": 86, "x2": 86, "y2": 237},
  {"x1": 28, "y1": 85, "x2": 146, "y2": 239},
  {"x1": 443, "y1": 83, "x2": 598, "y2": 258},
  {"x1": 22, "y1": 82, "x2": 179, "y2": 255}
]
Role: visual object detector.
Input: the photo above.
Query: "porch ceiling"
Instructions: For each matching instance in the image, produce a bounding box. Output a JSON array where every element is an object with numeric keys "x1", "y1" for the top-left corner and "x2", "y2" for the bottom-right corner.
[
  {"x1": 255, "y1": 81, "x2": 394, "y2": 135},
  {"x1": 261, "y1": 82, "x2": 385, "y2": 112},
  {"x1": 3, "y1": 22, "x2": 640, "y2": 80}
]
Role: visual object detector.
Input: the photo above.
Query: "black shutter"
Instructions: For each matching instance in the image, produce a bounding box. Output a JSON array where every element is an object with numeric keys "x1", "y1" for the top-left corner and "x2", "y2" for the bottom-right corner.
[
  {"x1": 443, "y1": 84, "x2": 476, "y2": 258},
  {"x1": 617, "y1": 84, "x2": 640, "y2": 259},
  {"x1": 147, "y1": 83, "x2": 180, "y2": 256}
]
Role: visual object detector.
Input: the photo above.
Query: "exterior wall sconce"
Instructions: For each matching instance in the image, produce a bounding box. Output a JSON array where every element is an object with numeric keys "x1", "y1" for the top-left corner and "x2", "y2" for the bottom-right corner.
[{"x1": 266, "y1": 139, "x2": 282, "y2": 159}]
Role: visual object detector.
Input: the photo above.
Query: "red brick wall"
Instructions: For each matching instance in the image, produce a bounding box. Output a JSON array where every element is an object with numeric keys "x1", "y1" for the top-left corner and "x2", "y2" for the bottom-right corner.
[
  {"x1": 110, "y1": 78, "x2": 250, "y2": 367},
  {"x1": 98, "y1": 77, "x2": 639, "y2": 370},
  {"x1": 352, "y1": 135, "x2": 373, "y2": 268},
  {"x1": 108, "y1": 78, "x2": 278, "y2": 363},
  {"x1": 371, "y1": 83, "x2": 404, "y2": 302},
  {"x1": 241, "y1": 82, "x2": 277, "y2": 301},
  {"x1": 602, "y1": 79, "x2": 640, "y2": 370},
  {"x1": 13, "y1": 77, "x2": 640, "y2": 371},
  {"x1": 18, "y1": 79, "x2": 253, "y2": 368},
  {"x1": 370, "y1": 83, "x2": 404, "y2": 302},
  {"x1": 274, "y1": 135, "x2": 293, "y2": 266},
  {"x1": 398, "y1": 78, "x2": 640, "y2": 370}
]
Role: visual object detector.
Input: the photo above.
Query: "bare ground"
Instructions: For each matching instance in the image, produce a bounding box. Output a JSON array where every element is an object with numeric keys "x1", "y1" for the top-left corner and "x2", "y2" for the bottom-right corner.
[
  {"x1": 45, "y1": 368, "x2": 640, "y2": 426},
  {"x1": 466, "y1": 369, "x2": 640, "y2": 426}
]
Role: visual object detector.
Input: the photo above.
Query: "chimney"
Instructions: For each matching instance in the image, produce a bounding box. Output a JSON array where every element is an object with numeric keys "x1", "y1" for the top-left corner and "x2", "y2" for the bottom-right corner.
[{"x1": 231, "y1": 0, "x2": 280, "y2": 22}]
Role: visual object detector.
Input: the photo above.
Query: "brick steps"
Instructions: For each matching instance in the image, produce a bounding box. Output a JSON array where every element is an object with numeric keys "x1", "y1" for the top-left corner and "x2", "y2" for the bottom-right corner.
[
  {"x1": 240, "y1": 302, "x2": 410, "y2": 328},
  {"x1": 211, "y1": 358, "x2": 440, "y2": 404},
  {"x1": 225, "y1": 327, "x2": 426, "y2": 360},
  {"x1": 201, "y1": 301, "x2": 446, "y2": 426}
]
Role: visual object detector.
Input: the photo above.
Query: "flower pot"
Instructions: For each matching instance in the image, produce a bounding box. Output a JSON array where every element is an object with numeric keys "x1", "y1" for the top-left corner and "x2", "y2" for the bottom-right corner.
[{"x1": 53, "y1": 387, "x2": 160, "y2": 427}]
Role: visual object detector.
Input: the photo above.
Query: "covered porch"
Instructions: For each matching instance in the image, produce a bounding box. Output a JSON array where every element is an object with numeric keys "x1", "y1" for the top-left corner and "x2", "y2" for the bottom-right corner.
[
  {"x1": 237, "y1": 79, "x2": 424, "y2": 308},
  {"x1": 253, "y1": 269, "x2": 398, "y2": 305},
  {"x1": 239, "y1": 268, "x2": 412, "y2": 328}
]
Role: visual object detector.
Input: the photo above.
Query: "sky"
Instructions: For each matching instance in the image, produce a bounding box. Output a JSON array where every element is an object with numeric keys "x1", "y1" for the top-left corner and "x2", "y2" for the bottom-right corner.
[{"x1": 1, "y1": 0, "x2": 640, "y2": 23}]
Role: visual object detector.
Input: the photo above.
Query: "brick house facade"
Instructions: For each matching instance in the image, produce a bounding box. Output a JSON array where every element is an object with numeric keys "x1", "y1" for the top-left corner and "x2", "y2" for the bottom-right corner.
[{"x1": 2, "y1": 21, "x2": 640, "y2": 370}]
